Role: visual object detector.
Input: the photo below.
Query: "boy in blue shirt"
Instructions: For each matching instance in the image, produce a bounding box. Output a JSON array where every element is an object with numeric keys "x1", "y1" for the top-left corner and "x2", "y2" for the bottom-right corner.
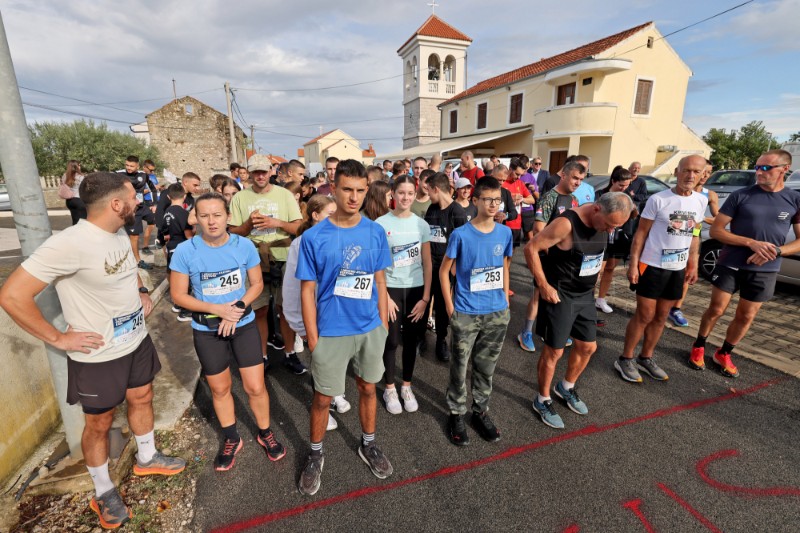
[
  {"x1": 440, "y1": 176, "x2": 513, "y2": 446},
  {"x1": 295, "y1": 159, "x2": 393, "y2": 496}
]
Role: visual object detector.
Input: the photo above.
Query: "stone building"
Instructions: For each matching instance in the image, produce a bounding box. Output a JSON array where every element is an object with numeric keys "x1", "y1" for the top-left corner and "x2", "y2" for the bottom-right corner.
[{"x1": 137, "y1": 96, "x2": 247, "y2": 181}]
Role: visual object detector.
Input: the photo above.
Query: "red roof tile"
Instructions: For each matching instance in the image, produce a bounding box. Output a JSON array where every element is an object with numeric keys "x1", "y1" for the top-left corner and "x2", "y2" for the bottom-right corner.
[
  {"x1": 398, "y1": 15, "x2": 472, "y2": 53},
  {"x1": 441, "y1": 21, "x2": 652, "y2": 106},
  {"x1": 304, "y1": 129, "x2": 337, "y2": 145},
  {"x1": 267, "y1": 154, "x2": 288, "y2": 164},
  {"x1": 362, "y1": 143, "x2": 376, "y2": 158},
  {"x1": 297, "y1": 148, "x2": 304, "y2": 157}
]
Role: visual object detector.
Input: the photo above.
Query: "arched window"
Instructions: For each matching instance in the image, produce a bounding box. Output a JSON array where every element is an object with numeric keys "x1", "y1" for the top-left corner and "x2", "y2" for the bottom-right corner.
[
  {"x1": 411, "y1": 56, "x2": 418, "y2": 86},
  {"x1": 428, "y1": 54, "x2": 441, "y2": 81},
  {"x1": 405, "y1": 60, "x2": 411, "y2": 91},
  {"x1": 444, "y1": 55, "x2": 456, "y2": 83}
]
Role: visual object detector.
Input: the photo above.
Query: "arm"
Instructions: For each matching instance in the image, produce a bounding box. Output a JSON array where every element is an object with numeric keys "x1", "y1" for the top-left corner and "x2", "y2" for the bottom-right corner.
[
  {"x1": 375, "y1": 270, "x2": 389, "y2": 330},
  {"x1": 710, "y1": 213, "x2": 777, "y2": 262},
  {"x1": 253, "y1": 217, "x2": 302, "y2": 236},
  {"x1": 704, "y1": 190, "x2": 720, "y2": 224},
  {"x1": 301, "y1": 280, "x2": 319, "y2": 352},
  {"x1": 439, "y1": 256, "x2": 456, "y2": 317},
  {"x1": 0, "y1": 268, "x2": 104, "y2": 354},
  {"x1": 627, "y1": 217, "x2": 654, "y2": 284},
  {"x1": 408, "y1": 242, "x2": 432, "y2": 322},
  {"x1": 685, "y1": 235, "x2": 700, "y2": 285},
  {"x1": 505, "y1": 189, "x2": 518, "y2": 222},
  {"x1": 137, "y1": 273, "x2": 153, "y2": 317},
  {"x1": 523, "y1": 217, "x2": 572, "y2": 303},
  {"x1": 503, "y1": 256, "x2": 511, "y2": 306}
]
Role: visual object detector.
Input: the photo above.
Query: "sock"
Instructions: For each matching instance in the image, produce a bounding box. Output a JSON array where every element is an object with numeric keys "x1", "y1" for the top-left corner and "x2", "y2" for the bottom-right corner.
[
  {"x1": 693, "y1": 335, "x2": 707, "y2": 349},
  {"x1": 560, "y1": 380, "x2": 575, "y2": 391},
  {"x1": 221, "y1": 423, "x2": 240, "y2": 442},
  {"x1": 284, "y1": 351, "x2": 294, "y2": 359},
  {"x1": 671, "y1": 306, "x2": 680, "y2": 312},
  {"x1": 537, "y1": 394, "x2": 550, "y2": 404},
  {"x1": 134, "y1": 430, "x2": 156, "y2": 464},
  {"x1": 524, "y1": 319, "x2": 535, "y2": 333},
  {"x1": 87, "y1": 462, "x2": 115, "y2": 497},
  {"x1": 258, "y1": 427, "x2": 272, "y2": 439},
  {"x1": 362, "y1": 432, "x2": 375, "y2": 447},
  {"x1": 310, "y1": 441, "x2": 323, "y2": 456},
  {"x1": 719, "y1": 340, "x2": 736, "y2": 356}
]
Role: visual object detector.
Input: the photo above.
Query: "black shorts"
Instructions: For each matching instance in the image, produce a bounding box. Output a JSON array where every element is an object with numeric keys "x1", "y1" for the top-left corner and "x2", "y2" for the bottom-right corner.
[
  {"x1": 193, "y1": 320, "x2": 263, "y2": 376},
  {"x1": 711, "y1": 265, "x2": 777, "y2": 303},
  {"x1": 536, "y1": 290, "x2": 596, "y2": 349},
  {"x1": 125, "y1": 205, "x2": 155, "y2": 235},
  {"x1": 67, "y1": 335, "x2": 161, "y2": 414},
  {"x1": 635, "y1": 263, "x2": 685, "y2": 301},
  {"x1": 604, "y1": 237, "x2": 632, "y2": 261},
  {"x1": 262, "y1": 261, "x2": 285, "y2": 306},
  {"x1": 522, "y1": 210, "x2": 536, "y2": 234}
]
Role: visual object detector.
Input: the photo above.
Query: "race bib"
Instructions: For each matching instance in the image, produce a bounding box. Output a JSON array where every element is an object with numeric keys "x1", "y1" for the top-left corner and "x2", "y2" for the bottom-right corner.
[
  {"x1": 392, "y1": 242, "x2": 421, "y2": 268},
  {"x1": 579, "y1": 252, "x2": 604, "y2": 277},
  {"x1": 430, "y1": 225, "x2": 446, "y2": 243},
  {"x1": 333, "y1": 269, "x2": 374, "y2": 299},
  {"x1": 661, "y1": 248, "x2": 689, "y2": 270},
  {"x1": 112, "y1": 308, "x2": 144, "y2": 346},
  {"x1": 201, "y1": 268, "x2": 242, "y2": 296},
  {"x1": 470, "y1": 266, "x2": 503, "y2": 292},
  {"x1": 135, "y1": 193, "x2": 144, "y2": 203}
]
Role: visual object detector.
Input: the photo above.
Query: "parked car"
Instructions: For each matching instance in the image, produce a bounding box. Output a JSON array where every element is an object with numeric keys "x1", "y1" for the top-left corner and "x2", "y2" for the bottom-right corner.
[
  {"x1": 0, "y1": 184, "x2": 10, "y2": 211},
  {"x1": 699, "y1": 181, "x2": 800, "y2": 287},
  {"x1": 584, "y1": 174, "x2": 669, "y2": 201},
  {"x1": 704, "y1": 169, "x2": 756, "y2": 203}
]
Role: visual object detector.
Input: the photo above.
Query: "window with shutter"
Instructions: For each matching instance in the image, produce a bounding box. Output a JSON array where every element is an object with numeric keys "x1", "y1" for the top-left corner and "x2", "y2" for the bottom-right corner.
[
  {"x1": 449, "y1": 109, "x2": 458, "y2": 133},
  {"x1": 509, "y1": 94, "x2": 523, "y2": 124},
  {"x1": 634, "y1": 79, "x2": 653, "y2": 115},
  {"x1": 477, "y1": 103, "x2": 487, "y2": 130},
  {"x1": 556, "y1": 83, "x2": 576, "y2": 106}
]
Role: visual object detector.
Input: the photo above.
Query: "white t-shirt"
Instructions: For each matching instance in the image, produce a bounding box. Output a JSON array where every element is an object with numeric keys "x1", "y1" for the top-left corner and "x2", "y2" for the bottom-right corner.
[
  {"x1": 640, "y1": 189, "x2": 708, "y2": 271},
  {"x1": 22, "y1": 220, "x2": 147, "y2": 363}
]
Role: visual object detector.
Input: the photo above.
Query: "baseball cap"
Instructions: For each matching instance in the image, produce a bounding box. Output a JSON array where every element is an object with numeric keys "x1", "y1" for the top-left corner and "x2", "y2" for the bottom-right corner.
[
  {"x1": 247, "y1": 154, "x2": 273, "y2": 172},
  {"x1": 455, "y1": 177, "x2": 472, "y2": 189}
]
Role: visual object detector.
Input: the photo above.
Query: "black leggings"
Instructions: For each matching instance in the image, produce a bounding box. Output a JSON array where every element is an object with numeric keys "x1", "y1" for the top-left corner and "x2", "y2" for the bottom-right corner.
[
  {"x1": 66, "y1": 198, "x2": 87, "y2": 226},
  {"x1": 384, "y1": 286, "x2": 426, "y2": 384},
  {"x1": 425, "y1": 267, "x2": 453, "y2": 342}
]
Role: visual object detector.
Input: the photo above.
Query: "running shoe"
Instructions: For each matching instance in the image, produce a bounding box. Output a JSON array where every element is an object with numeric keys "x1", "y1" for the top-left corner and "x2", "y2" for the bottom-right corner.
[
  {"x1": 400, "y1": 386, "x2": 418, "y2": 412},
  {"x1": 712, "y1": 350, "x2": 739, "y2": 378},
  {"x1": 553, "y1": 382, "x2": 588, "y2": 415},
  {"x1": 447, "y1": 414, "x2": 470, "y2": 446},
  {"x1": 471, "y1": 411, "x2": 501, "y2": 442},
  {"x1": 637, "y1": 357, "x2": 669, "y2": 381},
  {"x1": 137, "y1": 260, "x2": 153, "y2": 271},
  {"x1": 90, "y1": 488, "x2": 132, "y2": 530},
  {"x1": 565, "y1": 338, "x2": 574, "y2": 348},
  {"x1": 508, "y1": 289, "x2": 515, "y2": 297},
  {"x1": 293, "y1": 335, "x2": 304, "y2": 354},
  {"x1": 283, "y1": 353, "x2": 308, "y2": 375},
  {"x1": 171, "y1": 305, "x2": 181, "y2": 313},
  {"x1": 383, "y1": 388, "x2": 402, "y2": 415},
  {"x1": 596, "y1": 319, "x2": 606, "y2": 327},
  {"x1": 176, "y1": 310, "x2": 192, "y2": 322},
  {"x1": 132, "y1": 451, "x2": 186, "y2": 477},
  {"x1": 326, "y1": 413, "x2": 338, "y2": 431},
  {"x1": 358, "y1": 442, "x2": 393, "y2": 479},
  {"x1": 331, "y1": 394, "x2": 351, "y2": 413},
  {"x1": 517, "y1": 331, "x2": 536, "y2": 352},
  {"x1": 214, "y1": 438, "x2": 243, "y2": 471},
  {"x1": 262, "y1": 355, "x2": 271, "y2": 373},
  {"x1": 435, "y1": 338, "x2": 450, "y2": 362},
  {"x1": 427, "y1": 316, "x2": 436, "y2": 332},
  {"x1": 140, "y1": 246, "x2": 153, "y2": 255},
  {"x1": 298, "y1": 453, "x2": 324, "y2": 495},
  {"x1": 595, "y1": 297, "x2": 613, "y2": 314},
  {"x1": 267, "y1": 333, "x2": 285, "y2": 351},
  {"x1": 257, "y1": 431, "x2": 286, "y2": 462},
  {"x1": 668, "y1": 308, "x2": 689, "y2": 327},
  {"x1": 532, "y1": 397, "x2": 564, "y2": 429},
  {"x1": 614, "y1": 357, "x2": 643, "y2": 383},
  {"x1": 688, "y1": 346, "x2": 705, "y2": 370}
]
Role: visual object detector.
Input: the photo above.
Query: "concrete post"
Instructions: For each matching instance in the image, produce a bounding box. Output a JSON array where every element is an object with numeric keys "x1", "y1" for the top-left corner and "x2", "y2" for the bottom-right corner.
[
  {"x1": 225, "y1": 82, "x2": 237, "y2": 164},
  {"x1": 0, "y1": 11, "x2": 84, "y2": 459}
]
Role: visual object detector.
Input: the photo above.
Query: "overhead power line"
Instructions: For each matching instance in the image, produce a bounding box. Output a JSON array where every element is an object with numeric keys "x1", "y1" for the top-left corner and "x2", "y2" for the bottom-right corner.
[{"x1": 232, "y1": 73, "x2": 402, "y2": 93}]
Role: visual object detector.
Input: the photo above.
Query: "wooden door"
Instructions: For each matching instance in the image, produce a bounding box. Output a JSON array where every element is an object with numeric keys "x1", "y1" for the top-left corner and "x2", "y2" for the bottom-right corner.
[{"x1": 549, "y1": 150, "x2": 568, "y2": 175}]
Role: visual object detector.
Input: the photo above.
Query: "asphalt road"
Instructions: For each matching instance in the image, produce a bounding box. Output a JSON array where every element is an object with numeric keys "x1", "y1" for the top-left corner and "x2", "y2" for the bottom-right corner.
[{"x1": 189, "y1": 254, "x2": 800, "y2": 533}]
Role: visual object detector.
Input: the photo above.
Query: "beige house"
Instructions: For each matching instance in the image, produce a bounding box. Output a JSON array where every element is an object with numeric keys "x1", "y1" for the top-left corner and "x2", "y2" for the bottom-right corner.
[
  {"x1": 301, "y1": 129, "x2": 376, "y2": 172},
  {"x1": 382, "y1": 20, "x2": 710, "y2": 176}
]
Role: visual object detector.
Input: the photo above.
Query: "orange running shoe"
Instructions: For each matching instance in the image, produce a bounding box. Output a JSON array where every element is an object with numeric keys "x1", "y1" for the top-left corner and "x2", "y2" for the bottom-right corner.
[
  {"x1": 713, "y1": 350, "x2": 739, "y2": 378},
  {"x1": 688, "y1": 346, "x2": 705, "y2": 370}
]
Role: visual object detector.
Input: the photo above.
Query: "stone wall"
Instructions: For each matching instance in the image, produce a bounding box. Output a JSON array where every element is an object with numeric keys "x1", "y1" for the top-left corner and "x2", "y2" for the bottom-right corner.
[{"x1": 403, "y1": 98, "x2": 442, "y2": 149}]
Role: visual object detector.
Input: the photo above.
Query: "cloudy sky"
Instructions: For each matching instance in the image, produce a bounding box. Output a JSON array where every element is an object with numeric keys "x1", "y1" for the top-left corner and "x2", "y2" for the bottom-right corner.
[{"x1": 2, "y1": 0, "x2": 798, "y2": 160}]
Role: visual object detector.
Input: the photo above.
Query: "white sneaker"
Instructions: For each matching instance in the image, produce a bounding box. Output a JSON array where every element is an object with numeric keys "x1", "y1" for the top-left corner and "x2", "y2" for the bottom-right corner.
[
  {"x1": 294, "y1": 335, "x2": 304, "y2": 354},
  {"x1": 400, "y1": 386, "x2": 418, "y2": 412},
  {"x1": 331, "y1": 394, "x2": 351, "y2": 413},
  {"x1": 595, "y1": 298, "x2": 613, "y2": 314},
  {"x1": 326, "y1": 413, "x2": 338, "y2": 431},
  {"x1": 383, "y1": 388, "x2": 402, "y2": 415}
]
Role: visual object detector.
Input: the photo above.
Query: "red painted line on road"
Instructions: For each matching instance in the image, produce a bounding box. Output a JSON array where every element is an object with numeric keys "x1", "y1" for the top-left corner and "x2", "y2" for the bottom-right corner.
[
  {"x1": 696, "y1": 449, "x2": 800, "y2": 497},
  {"x1": 212, "y1": 377, "x2": 784, "y2": 533},
  {"x1": 561, "y1": 524, "x2": 581, "y2": 533},
  {"x1": 656, "y1": 483, "x2": 722, "y2": 533},
  {"x1": 622, "y1": 499, "x2": 658, "y2": 533}
]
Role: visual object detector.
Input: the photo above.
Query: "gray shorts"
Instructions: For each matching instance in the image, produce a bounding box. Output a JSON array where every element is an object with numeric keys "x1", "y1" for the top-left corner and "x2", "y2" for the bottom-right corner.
[{"x1": 311, "y1": 325, "x2": 388, "y2": 396}]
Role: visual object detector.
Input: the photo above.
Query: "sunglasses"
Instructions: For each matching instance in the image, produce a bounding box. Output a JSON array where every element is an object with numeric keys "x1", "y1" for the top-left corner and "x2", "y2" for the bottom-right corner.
[
  {"x1": 754, "y1": 164, "x2": 786, "y2": 172},
  {"x1": 533, "y1": 162, "x2": 542, "y2": 166}
]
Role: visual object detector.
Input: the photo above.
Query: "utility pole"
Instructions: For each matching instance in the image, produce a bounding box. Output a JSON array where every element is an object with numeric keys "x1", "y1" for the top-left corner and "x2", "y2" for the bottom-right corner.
[
  {"x1": 224, "y1": 82, "x2": 237, "y2": 164},
  {"x1": 250, "y1": 124, "x2": 255, "y2": 154},
  {"x1": 0, "y1": 12, "x2": 84, "y2": 459},
  {"x1": 172, "y1": 78, "x2": 177, "y2": 101}
]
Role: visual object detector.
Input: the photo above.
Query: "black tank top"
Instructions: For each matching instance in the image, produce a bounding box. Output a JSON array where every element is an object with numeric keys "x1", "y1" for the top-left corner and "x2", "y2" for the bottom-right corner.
[{"x1": 543, "y1": 209, "x2": 607, "y2": 294}]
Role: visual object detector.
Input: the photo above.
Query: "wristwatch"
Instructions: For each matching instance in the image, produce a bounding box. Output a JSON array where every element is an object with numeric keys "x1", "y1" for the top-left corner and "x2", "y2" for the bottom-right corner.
[
  {"x1": 234, "y1": 300, "x2": 246, "y2": 309},
  {"x1": 138, "y1": 286, "x2": 150, "y2": 294},
  {"x1": 776, "y1": 246, "x2": 782, "y2": 257}
]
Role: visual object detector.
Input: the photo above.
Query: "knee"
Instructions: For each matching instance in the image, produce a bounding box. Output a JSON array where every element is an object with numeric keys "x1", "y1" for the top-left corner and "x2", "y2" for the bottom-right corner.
[
  {"x1": 653, "y1": 309, "x2": 671, "y2": 323},
  {"x1": 210, "y1": 383, "x2": 232, "y2": 400},
  {"x1": 127, "y1": 386, "x2": 153, "y2": 407},
  {"x1": 635, "y1": 308, "x2": 656, "y2": 324},
  {"x1": 356, "y1": 379, "x2": 376, "y2": 398},
  {"x1": 84, "y1": 412, "x2": 114, "y2": 434},
  {"x1": 735, "y1": 307, "x2": 759, "y2": 323},
  {"x1": 243, "y1": 381, "x2": 266, "y2": 398}
]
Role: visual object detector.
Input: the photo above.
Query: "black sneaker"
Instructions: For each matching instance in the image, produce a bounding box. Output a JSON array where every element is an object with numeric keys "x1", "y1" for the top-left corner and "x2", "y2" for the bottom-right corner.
[
  {"x1": 283, "y1": 352, "x2": 308, "y2": 375},
  {"x1": 268, "y1": 333, "x2": 285, "y2": 351},
  {"x1": 177, "y1": 310, "x2": 192, "y2": 322},
  {"x1": 471, "y1": 411, "x2": 501, "y2": 442},
  {"x1": 358, "y1": 442, "x2": 393, "y2": 479},
  {"x1": 214, "y1": 438, "x2": 243, "y2": 471},
  {"x1": 298, "y1": 453, "x2": 324, "y2": 496},
  {"x1": 263, "y1": 355, "x2": 270, "y2": 373},
  {"x1": 436, "y1": 338, "x2": 450, "y2": 362},
  {"x1": 447, "y1": 414, "x2": 470, "y2": 446},
  {"x1": 137, "y1": 260, "x2": 153, "y2": 271},
  {"x1": 416, "y1": 337, "x2": 428, "y2": 358},
  {"x1": 257, "y1": 431, "x2": 286, "y2": 461},
  {"x1": 141, "y1": 246, "x2": 153, "y2": 255}
]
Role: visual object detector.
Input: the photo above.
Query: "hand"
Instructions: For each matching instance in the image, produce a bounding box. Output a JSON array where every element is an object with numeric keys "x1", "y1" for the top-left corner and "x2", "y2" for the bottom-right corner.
[
  {"x1": 445, "y1": 302, "x2": 455, "y2": 318},
  {"x1": 307, "y1": 335, "x2": 318, "y2": 353},
  {"x1": 685, "y1": 264, "x2": 698, "y2": 285},
  {"x1": 215, "y1": 303, "x2": 245, "y2": 322},
  {"x1": 746, "y1": 252, "x2": 770, "y2": 266},
  {"x1": 217, "y1": 319, "x2": 238, "y2": 337},
  {"x1": 627, "y1": 265, "x2": 639, "y2": 285},
  {"x1": 540, "y1": 283, "x2": 560, "y2": 304},
  {"x1": 494, "y1": 212, "x2": 507, "y2": 223},
  {"x1": 139, "y1": 292, "x2": 153, "y2": 317},
  {"x1": 387, "y1": 296, "x2": 398, "y2": 323},
  {"x1": 150, "y1": 206, "x2": 156, "y2": 213},
  {"x1": 748, "y1": 241, "x2": 777, "y2": 262},
  {"x1": 513, "y1": 193, "x2": 522, "y2": 203},
  {"x1": 408, "y1": 299, "x2": 427, "y2": 322},
  {"x1": 55, "y1": 326, "x2": 105, "y2": 354},
  {"x1": 254, "y1": 215, "x2": 281, "y2": 230}
]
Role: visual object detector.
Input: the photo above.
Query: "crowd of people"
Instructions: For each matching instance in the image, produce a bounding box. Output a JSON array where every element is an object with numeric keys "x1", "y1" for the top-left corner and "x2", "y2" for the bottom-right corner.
[{"x1": 1, "y1": 147, "x2": 798, "y2": 529}]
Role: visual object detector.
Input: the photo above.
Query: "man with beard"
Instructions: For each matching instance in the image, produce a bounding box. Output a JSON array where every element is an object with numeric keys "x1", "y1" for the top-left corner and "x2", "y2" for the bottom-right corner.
[
  {"x1": 117, "y1": 156, "x2": 153, "y2": 270},
  {"x1": 0, "y1": 172, "x2": 186, "y2": 529}
]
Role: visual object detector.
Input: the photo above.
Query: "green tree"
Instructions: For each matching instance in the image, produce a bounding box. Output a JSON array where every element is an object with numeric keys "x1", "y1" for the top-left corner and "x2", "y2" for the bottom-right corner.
[
  {"x1": 789, "y1": 131, "x2": 800, "y2": 142},
  {"x1": 703, "y1": 120, "x2": 773, "y2": 170},
  {"x1": 28, "y1": 120, "x2": 162, "y2": 176}
]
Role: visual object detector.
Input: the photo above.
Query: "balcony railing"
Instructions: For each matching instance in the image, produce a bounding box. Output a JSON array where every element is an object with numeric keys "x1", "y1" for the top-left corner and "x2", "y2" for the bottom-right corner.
[
  {"x1": 532, "y1": 103, "x2": 618, "y2": 138},
  {"x1": 428, "y1": 81, "x2": 439, "y2": 92},
  {"x1": 445, "y1": 83, "x2": 456, "y2": 94}
]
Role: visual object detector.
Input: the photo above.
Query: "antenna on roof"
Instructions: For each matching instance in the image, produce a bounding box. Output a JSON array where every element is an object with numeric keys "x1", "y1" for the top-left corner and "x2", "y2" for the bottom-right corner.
[{"x1": 172, "y1": 79, "x2": 177, "y2": 101}]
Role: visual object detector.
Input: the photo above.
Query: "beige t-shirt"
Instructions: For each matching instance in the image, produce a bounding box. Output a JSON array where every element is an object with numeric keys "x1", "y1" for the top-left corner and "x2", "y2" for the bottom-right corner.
[
  {"x1": 228, "y1": 186, "x2": 302, "y2": 262},
  {"x1": 22, "y1": 220, "x2": 147, "y2": 363}
]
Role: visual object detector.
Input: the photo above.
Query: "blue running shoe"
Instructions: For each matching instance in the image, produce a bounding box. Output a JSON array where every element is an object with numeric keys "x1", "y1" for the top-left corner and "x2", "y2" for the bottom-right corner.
[
  {"x1": 553, "y1": 382, "x2": 588, "y2": 415},
  {"x1": 668, "y1": 308, "x2": 689, "y2": 327},
  {"x1": 517, "y1": 331, "x2": 536, "y2": 352},
  {"x1": 532, "y1": 397, "x2": 564, "y2": 429}
]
